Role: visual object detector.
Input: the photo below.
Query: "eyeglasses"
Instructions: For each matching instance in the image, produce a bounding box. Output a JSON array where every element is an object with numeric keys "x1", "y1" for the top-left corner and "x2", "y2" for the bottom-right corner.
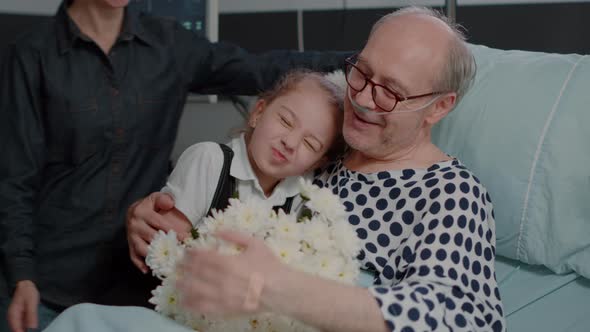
[{"x1": 344, "y1": 55, "x2": 445, "y2": 113}]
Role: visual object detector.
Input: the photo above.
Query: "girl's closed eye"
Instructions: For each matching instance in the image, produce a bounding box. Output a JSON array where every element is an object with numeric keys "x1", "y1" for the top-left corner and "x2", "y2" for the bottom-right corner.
[
  {"x1": 304, "y1": 138, "x2": 321, "y2": 152},
  {"x1": 279, "y1": 115, "x2": 292, "y2": 127}
]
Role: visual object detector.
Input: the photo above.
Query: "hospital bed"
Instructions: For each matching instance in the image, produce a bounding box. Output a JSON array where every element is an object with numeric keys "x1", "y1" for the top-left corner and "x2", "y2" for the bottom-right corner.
[{"x1": 433, "y1": 44, "x2": 590, "y2": 331}]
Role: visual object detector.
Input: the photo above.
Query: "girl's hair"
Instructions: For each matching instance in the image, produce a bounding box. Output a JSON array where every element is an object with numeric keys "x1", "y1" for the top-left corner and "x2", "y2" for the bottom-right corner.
[
  {"x1": 243, "y1": 69, "x2": 348, "y2": 162},
  {"x1": 258, "y1": 69, "x2": 343, "y2": 112}
]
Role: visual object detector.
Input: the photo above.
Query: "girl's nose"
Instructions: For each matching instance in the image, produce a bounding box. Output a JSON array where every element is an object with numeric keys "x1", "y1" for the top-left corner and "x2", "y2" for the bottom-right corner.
[{"x1": 281, "y1": 130, "x2": 300, "y2": 152}]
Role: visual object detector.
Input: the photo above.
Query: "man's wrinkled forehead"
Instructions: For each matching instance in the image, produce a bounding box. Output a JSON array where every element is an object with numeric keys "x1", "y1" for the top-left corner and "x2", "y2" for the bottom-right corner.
[
  {"x1": 355, "y1": 55, "x2": 411, "y2": 95},
  {"x1": 366, "y1": 13, "x2": 452, "y2": 53},
  {"x1": 361, "y1": 15, "x2": 450, "y2": 87}
]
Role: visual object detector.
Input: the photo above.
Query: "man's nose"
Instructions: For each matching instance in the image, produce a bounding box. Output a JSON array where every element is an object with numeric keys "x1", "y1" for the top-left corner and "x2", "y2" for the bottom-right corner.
[{"x1": 352, "y1": 84, "x2": 377, "y2": 109}]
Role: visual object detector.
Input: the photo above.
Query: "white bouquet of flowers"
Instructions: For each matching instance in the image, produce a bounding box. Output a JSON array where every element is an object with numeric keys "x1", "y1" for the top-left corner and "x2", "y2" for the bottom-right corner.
[{"x1": 145, "y1": 179, "x2": 361, "y2": 332}]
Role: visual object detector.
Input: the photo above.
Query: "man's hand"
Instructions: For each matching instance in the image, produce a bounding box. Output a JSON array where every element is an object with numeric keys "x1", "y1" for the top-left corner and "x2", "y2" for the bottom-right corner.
[
  {"x1": 176, "y1": 230, "x2": 286, "y2": 315},
  {"x1": 126, "y1": 192, "x2": 191, "y2": 273},
  {"x1": 7, "y1": 280, "x2": 39, "y2": 332}
]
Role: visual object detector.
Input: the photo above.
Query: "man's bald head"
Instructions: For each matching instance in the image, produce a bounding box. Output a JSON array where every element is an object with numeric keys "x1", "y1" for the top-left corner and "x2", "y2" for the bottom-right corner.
[{"x1": 367, "y1": 7, "x2": 476, "y2": 104}]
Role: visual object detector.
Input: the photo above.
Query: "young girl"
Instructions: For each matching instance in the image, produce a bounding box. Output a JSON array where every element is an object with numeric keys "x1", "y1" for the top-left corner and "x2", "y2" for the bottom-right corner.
[{"x1": 160, "y1": 69, "x2": 346, "y2": 228}]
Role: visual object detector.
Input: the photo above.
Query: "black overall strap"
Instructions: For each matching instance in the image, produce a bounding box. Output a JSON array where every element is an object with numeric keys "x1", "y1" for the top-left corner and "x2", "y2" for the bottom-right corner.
[
  {"x1": 207, "y1": 143, "x2": 297, "y2": 215},
  {"x1": 207, "y1": 144, "x2": 235, "y2": 216},
  {"x1": 273, "y1": 196, "x2": 295, "y2": 214}
]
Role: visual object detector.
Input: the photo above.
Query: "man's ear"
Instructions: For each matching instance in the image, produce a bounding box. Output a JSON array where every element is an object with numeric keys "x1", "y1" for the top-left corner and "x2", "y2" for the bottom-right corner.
[
  {"x1": 249, "y1": 99, "x2": 267, "y2": 128},
  {"x1": 425, "y1": 93, "x2": 456, "y2": 126}
]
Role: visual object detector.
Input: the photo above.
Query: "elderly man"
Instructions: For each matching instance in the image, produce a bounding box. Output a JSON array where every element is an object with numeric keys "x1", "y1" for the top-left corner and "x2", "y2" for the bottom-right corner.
[{"x1": 45, "y1": 6, "x2": 505, "y2": 332}]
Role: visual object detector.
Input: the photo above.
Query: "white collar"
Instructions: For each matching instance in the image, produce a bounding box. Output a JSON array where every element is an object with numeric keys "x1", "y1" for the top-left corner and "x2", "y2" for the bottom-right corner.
[{"x1": 228, "y1": 134, "x2": 304, "y2": 199}]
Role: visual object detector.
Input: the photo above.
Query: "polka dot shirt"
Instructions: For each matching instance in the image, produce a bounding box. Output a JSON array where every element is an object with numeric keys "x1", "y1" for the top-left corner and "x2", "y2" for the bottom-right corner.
[{"x1": 314, "y1": 158, "x2": 505, "y2": 332}]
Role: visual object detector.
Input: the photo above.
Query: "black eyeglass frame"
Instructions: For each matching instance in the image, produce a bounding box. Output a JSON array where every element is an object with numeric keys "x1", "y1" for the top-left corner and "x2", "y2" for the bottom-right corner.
[{"x1": 344, "y1": 55, "x2": 447, "y2": 113}]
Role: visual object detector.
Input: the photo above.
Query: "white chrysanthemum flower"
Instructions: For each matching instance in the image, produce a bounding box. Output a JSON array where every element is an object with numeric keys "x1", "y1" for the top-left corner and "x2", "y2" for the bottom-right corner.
[
  {"x1": 330, "y1": 220, "x2": 362, "y2": 258},
  {"x1": 227, "y1": 198, "x2": 272, "y2": 234},
  {"x1": 146, "y1": 230, "x2": 184, "y2": 279},
  {"x1": 177, "y1": 312, "x2": 212, "y2": 331},
  {"x1": 324, "y1": 70, "x2": 347, "y2": 92},
  {"x1": 298, "y1": 178, "x2": 319, "y2": 201},
  {"x1": 266, "y1": 237, "x2": 304, "y2": 264},
  {"x1": 182, "y1": 236, "x2": 199, "y2": 249},
  {"x1": 299, "y1": 239, "x2": 315, "y2": 255},
  {"x1": 302, "y1": 219, "x2": 335, "y2": 252},
  {"x1": 266, "y1": 313, "x2": 318, "y2": 332},
  {"x1": 309, "y1": 253, "x2": 345, "y2": 280},
  {"x1": 149, "y1": 278, "x2": 181, "y2": 317},
  {"x1": 273, "y1": 211, "x2": 303, "y2": 241},
  {"x1": 305, "y1": 187, "x2": 346, "y2": 221},
  {"x1": 200, "y1": 209, "x2": 228, "y2": 235},
  {"x1": 334, "y1": 260, "x2": 361, "y2": 284},
  {"x1": 209, "y1": 316, "x2": 251, "y2": 332},
  {"x1": 290, "y1": 256, "x2": 317, "y2": 275}
]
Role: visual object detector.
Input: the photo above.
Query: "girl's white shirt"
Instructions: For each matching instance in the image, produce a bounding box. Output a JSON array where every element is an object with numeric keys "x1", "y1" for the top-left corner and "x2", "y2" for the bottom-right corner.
[{"x1": 162, "y1": 134, "x2": 308, "y2": 227}]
